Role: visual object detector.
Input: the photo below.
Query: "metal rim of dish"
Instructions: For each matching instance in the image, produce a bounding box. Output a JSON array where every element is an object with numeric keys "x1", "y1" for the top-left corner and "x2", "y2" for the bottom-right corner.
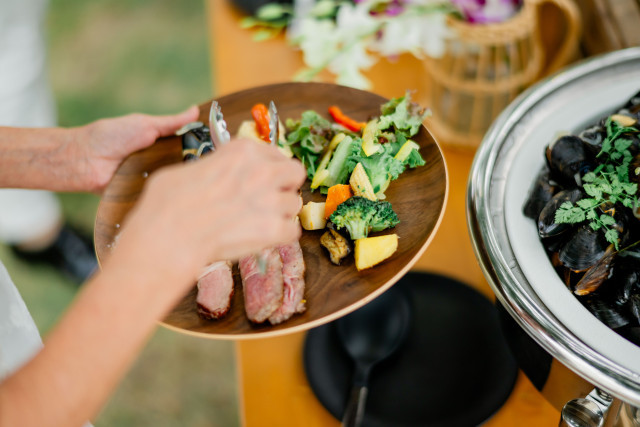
[{"x1": 467, "y1": 47, "x2": 640, "y2": 407}]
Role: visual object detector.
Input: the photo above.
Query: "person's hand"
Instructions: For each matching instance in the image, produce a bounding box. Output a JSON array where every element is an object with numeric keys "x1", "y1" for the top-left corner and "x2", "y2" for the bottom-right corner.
[
  {"x1": 72, "y1": 106, "x2": 199, "y2": 192},
  {"x1": 104, "y1": 138, "x2": 306, "y2": 297}
]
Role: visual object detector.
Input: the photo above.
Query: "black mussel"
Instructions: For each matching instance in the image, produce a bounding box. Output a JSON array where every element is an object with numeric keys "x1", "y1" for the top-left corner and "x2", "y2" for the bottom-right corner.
[
  {"x1": 629, "y1": 294, "x2": 640, "y2": 325},
  {"x1": 545, "y1": 135, "x2": 593, "y2": 187},
  {"x1": 559, "y1": 225, "x2": 610, "y2": 272},
  {"x1": 620, "y1": 326, "x2": 640, "y2": 346},
  {"x1": 578, "y1": 125, "x2": 605, "y2": 157},
  {"x1": 609, "y1": 263, "x2": 640, "y2": 306},
  {"x1": 182, "y1": 125, "x2": 210, "y2": 150},
  {"x1": 543, "y1": 236, "x2": 568, "y2": 254},
  {"x1": 581, "y1": 296, "x2": 631, "y2": 330},
  {"x1": 573, "y1": 245, "x2": 616, "y2": 296},
  {"x1": 523, "y1": 167, "x2": 556, "y2": 220},
  {"x1": 611, "y1": 206, "x2": 639, "y2": 248},
  {"x1": 183, "y1": 153, "x2": 198, "y2": 162},
  {"x1": 538, "y1": 188, "x2": 582, "y2": 239},
  {"x1": 197, "y1": 142, "x2": 214, "y2": 157}
]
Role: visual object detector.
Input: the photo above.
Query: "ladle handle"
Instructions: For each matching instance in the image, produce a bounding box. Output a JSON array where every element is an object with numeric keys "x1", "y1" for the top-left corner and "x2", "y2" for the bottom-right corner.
[
  {"x1": 341, "y1": 385, "x2": 368, "y2": 427},
  {"x1": 342, "y1": 363, "x2": 372, "y2": 427}
]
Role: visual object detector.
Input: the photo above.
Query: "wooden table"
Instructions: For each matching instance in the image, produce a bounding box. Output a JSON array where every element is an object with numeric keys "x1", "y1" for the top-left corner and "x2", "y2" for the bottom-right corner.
[{"x1": 207, "y1": 2, "x2": 560, "y2": 425}]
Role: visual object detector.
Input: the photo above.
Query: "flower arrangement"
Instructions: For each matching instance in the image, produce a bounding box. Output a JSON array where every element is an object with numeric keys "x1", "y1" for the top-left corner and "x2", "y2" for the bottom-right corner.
[{"x1": 242, "y1": 0, "x2": 523, "y2": 89}]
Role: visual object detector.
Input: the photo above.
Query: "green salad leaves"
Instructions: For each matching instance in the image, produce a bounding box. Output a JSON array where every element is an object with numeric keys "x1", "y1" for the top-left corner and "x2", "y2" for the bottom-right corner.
[{"x1": 284, "y1": 91, "x2": 429, "y2": 195}]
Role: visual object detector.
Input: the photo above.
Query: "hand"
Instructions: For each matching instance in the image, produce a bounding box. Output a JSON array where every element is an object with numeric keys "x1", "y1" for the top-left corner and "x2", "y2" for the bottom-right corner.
[
  {"x1": 73, "y1": 106, "x2": 199, "y2": 192},
  {"x1": 105, "y1": 139, "x2": 307, "y2": 295}
]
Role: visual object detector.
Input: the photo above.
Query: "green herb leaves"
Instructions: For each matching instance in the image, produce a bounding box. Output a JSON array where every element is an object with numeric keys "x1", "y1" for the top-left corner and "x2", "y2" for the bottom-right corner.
[{"x1": 554, "y1": 116, "x2": 639, "y2": 249}]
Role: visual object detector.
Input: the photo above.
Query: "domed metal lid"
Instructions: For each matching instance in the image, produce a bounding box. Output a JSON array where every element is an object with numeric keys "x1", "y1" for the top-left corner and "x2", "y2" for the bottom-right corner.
[{"x1": 468, "y1": 47, "x2": 640, "y2": 406}]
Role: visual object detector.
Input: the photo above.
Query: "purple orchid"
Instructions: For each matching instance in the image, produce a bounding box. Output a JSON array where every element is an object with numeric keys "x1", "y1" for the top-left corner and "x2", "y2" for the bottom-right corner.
[{"x1": 451, "y1": 0, "x2": 522, "y2": 23}]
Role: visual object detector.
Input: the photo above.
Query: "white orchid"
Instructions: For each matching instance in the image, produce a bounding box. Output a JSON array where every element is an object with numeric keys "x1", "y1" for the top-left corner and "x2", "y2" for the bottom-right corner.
[{"x1": 246, "y1": 0, "x2": 521, "y2": 89}]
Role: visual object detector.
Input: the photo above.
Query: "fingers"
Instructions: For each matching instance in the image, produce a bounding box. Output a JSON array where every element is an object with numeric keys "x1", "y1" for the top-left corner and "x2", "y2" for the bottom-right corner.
[{"x1": 148, "y1": 105, "x2": 200, "y2": 137}]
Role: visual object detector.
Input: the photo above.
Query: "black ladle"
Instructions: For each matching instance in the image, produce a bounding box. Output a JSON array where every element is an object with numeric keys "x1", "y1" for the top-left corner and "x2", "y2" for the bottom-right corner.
[{"x1": 336, "y1": 285, "x2": 412, "y2": 427}]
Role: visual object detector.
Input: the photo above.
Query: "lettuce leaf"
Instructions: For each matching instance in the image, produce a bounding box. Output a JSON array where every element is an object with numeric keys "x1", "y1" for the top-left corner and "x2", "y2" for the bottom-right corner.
[{"x1": 378, "y1": 91, "x2": 430, "y2": 138}]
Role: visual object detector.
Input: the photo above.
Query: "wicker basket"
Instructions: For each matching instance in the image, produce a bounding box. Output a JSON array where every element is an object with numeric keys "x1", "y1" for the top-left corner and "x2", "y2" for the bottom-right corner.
[{"x1": 423, "y1": 0, "x2": 581, "y2": 149}]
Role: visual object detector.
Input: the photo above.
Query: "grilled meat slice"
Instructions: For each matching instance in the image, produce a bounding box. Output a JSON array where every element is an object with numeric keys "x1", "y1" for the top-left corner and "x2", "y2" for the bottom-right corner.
[
  {"x1": 268, "y1": 241, "x2": 306, "y2": 325},
  {"x1": 196, "y1": 261, "x2": 234, "y2": 320},
  {"x1": 239, "y1": 247, "x2": 284, "y2": 323}
]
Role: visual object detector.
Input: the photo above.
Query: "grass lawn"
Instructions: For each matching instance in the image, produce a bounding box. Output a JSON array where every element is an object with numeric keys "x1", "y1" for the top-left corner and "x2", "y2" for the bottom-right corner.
[{"x1": 1, "y1": 0, "x2": 239, "y2": 425}]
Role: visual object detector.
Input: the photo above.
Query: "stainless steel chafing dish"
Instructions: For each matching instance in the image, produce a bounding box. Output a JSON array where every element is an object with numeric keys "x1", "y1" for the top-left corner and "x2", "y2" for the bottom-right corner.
[{"x1": 468, "y1": 47, "x2": 640, "y2": 426}]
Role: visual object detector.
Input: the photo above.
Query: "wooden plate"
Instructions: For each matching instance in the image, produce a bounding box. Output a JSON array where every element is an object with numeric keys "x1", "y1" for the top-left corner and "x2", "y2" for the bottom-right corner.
[{"x1": 94, "y1": 82, "x2": 448, "y2": 340}]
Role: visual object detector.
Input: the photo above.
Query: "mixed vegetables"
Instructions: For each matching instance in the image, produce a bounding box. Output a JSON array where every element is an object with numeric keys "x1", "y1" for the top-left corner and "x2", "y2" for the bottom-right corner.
[{"x1": 242, "y1": 92, "x2": 429, "y2": 270}]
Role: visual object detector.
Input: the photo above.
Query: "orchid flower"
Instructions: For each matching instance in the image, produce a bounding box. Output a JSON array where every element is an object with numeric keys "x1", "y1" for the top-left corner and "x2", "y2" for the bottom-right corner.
[{"x1": 249, "y1": 0, "x2": 522, "y2": 89}]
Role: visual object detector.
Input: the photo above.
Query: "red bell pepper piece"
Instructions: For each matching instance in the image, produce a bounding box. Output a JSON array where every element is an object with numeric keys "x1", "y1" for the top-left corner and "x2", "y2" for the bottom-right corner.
[
  {"x1": 251, "y1": 103, "x2": 271, "y2": 142},
  {"x1": 328, "y1": 106, "x2": 366, "y2": 132}
]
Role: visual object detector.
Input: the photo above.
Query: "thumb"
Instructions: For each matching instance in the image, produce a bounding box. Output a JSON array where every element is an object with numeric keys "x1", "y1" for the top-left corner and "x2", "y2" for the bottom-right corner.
[{"x1": 149, "y1": 105, "x2": 200, "y2": 137}]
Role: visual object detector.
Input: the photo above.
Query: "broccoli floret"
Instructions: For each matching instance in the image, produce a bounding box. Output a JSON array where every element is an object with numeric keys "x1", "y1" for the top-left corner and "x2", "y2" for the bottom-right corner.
[
  {"x1": 370, "y1": 200, "x2": 400, "y2": 232},
  {"x1": 329, "y1": 197, "x2": 400, "y2": 240}
]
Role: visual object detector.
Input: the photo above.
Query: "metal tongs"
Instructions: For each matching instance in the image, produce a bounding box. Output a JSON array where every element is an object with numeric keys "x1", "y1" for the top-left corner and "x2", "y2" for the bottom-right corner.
[{"x1": 208, "y1": 100, "x2": 280, "y2": 274}]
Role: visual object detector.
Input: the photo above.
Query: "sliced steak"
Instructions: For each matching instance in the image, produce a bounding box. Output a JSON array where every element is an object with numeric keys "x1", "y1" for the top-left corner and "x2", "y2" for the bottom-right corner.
[
  {"x1": 268, "y1": 241, "x2": 306, "y2": 325},
  {"x1": 196, "y1": 261, "x2": 234, "y2": 320},
  {"x1": 239, "y1": 248, "x2": 284, "y2": 323}
]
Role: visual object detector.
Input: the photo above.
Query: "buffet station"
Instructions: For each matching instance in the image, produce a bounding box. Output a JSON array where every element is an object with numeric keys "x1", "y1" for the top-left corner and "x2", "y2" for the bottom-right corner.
[{"x1": 96, "y1": 0, "x2": 640, "y2": 425}]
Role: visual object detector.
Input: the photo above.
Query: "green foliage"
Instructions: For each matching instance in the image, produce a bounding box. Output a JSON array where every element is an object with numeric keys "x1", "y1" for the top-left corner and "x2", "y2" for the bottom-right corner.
[{"x1": 554, "y1": 117, "x2": 640, "y2": 249}]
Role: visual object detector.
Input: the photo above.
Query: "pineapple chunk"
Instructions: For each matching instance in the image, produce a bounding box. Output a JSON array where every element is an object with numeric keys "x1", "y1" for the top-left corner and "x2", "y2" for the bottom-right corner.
[
  {"x1": 361, "y1": 120, "x2": 381, "y2": 156},
  {"x1": 349, "y1": 162, "x2": 376, "y2": 201},
  {"x1": 299, "y1": 202, "x2": 327, "y2": 230},
  {"x1": 236, "y1": 120, "x2": 262, "y2": 142},
  {"x1": 354, "y1": 234, "x2": 398, "y2": 271},
  {"x1": 236, "y1": 120, "x2": 293, "y2": 158},
  {"x1": 394, "y1": 140, "x2": 420, "y2": 162}
]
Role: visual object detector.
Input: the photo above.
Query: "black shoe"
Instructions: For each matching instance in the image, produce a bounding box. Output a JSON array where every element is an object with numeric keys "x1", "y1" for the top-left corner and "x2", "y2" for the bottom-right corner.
[{"x1": 11, "y1": 226, "x2": 98, "y2": 285}]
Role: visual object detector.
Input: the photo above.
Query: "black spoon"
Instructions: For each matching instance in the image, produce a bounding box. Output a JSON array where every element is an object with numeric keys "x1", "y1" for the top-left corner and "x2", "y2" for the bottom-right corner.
[{"x1": 336, "y1": 285, "x2": 412, "y2": 427}]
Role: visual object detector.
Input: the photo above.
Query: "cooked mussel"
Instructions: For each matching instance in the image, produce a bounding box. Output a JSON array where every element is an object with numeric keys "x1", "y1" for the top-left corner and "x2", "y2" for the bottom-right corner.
[
  {"x1": 578, "y1": 125, "x2": 605, "y2": 157},
  {"x1": 573, "y1": 245, "x2": 616, "y2": 296},
  {"x1": 559, "y1": 224, "x2": 609, "y2": 272},
  {"x1": 181, "y1": 123, "x2": 214, "y2": 162},
  {"x1": 537, "y1": 188, "x2": 582, "y2": 239},
  {"x1": 523, "y1": 167, "x2": 556, "y2": 220},
  {"x1": 545, "y1": 135, "x2": 593, "y2": 187},
  {"x1": 629, "y1": 294, "x2": 640, "y2": 325},
  {"x1": 581, "y1": 296, "x2": 631, "y2": 330}
]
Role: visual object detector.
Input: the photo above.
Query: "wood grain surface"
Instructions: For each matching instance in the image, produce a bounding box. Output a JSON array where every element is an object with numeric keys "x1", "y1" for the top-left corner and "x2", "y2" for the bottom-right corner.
[{"x1": 94, "y1": 82, "x2": 447, "y2": 339}]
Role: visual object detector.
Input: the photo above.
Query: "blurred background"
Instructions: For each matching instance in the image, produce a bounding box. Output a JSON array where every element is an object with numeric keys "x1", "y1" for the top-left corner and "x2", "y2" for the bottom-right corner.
[{"x1": 0, "y1": 0, "x2": 240, "y2": 425}]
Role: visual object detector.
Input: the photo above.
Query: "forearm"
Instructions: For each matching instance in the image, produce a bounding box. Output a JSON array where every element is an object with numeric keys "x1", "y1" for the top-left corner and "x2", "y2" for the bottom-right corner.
[
  {"x1": 0, "y1": 257, "x2": 191, "y2": 427},
  {"x1": 0, "y1": 126, "x2": 87, "y2": 191}
]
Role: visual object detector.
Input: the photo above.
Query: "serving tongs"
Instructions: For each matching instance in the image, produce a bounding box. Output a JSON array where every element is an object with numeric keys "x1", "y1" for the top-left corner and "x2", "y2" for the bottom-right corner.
[{"x1": 209, "y1": 100, "x2": 281, "y2": 274}]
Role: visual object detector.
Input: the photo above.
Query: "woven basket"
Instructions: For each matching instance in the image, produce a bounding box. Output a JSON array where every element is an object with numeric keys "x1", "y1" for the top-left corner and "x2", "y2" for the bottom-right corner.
[{"x1": 423, "y1": 0, "x2": 581, "y2": 149}]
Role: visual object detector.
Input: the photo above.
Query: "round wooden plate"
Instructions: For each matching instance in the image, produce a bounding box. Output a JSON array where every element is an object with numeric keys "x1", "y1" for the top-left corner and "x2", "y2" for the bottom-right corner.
[{"x1": 94, "y1": 82, "x2": 448, "y2": 340}]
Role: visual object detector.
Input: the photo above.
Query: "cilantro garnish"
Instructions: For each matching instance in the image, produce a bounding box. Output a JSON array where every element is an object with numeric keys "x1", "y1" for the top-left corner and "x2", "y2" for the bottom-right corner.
[{"x1": 554, "y1": 117, "x2": 639, "y2": 250}]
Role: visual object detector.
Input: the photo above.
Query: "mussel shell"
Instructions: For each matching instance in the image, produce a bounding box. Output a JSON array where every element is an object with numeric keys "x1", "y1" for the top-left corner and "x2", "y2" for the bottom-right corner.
[
  {"x1": 545, "y1": 135, "x2": 592, "y2": 187},
  {"x1": 610, "y1": 263, "x2": 640, "y2": 306},
  {"x1": 629, "y1": 294, "x2": 640, "y2": 325},
  {"x1": 581, "y1": 296, "x2": 631, "y2": 330},
  {"x1": 559, "y1": 224, "x2": 609, "y2": 272},
  {"x1": 573, "y1": 245, "x2": 616, "y2": 296},
  {"x1": 523, "y1": 167, "x2": 556, "y2": 220},
  {"x1": 578, "y1": 125, "x2": 606, "y2": 157},
  {"x1": 182, "y1": 126, "x2": 211, "y2": 151},
  {"x1": 537, "y1": 188, "x2": 582, "y2": 239}
]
